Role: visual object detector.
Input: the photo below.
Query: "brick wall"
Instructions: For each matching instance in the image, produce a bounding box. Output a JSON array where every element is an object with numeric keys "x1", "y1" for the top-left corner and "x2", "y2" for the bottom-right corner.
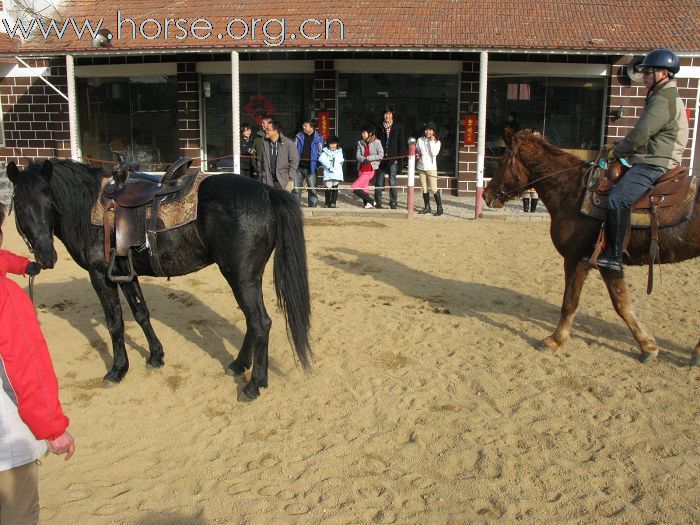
[
  {"x1": 177, "y1": 61, "x2": 201, "y2": 167},
  {"x1": 605, "y1": 55, "x2": 698, "y2": 169},
  {"x1": 314, "y1": 60, "x2": 336, "y2": 135},
  {"x1": 456, "y1": 58, "x2": 480, "y2": 196},
  {"x1": 0, "y1": 58, "x2": 70, "y2": 165}
]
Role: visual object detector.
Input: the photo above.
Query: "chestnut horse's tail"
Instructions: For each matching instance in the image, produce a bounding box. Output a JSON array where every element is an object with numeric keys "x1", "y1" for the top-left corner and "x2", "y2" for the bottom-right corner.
[{"x1": 269, "y1": 189, "x2": 312, "y2": 370}]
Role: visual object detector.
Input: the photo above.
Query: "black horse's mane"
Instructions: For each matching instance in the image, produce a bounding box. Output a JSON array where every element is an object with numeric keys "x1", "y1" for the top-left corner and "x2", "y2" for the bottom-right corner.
[{"x1": 28, "y1": 158, "x2": 105, "y2": 243}]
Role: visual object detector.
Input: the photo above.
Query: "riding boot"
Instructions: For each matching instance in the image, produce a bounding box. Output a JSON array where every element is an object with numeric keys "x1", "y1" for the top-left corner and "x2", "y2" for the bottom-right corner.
[
  {"x1": 433, "y1": 192, "x2": 444, "y2": 216},
  {"x1": 353, "y1": 189, "x2": 367, "y2": 206},
  {"x1": 418, "y1": 192, "x2": 432, "y2": 214},
  {"x1": 330, "y1": 188, "x2": 338, "y2": 208},
  {"x1": 593, "y1": 207, "x2": 630, "y2": 272},
  {"x1": 530, "y1": 198, "x2": 539, "y2": 212},
  {"x1": 325, "y1": 189, "x2": 332, "y2": 208},
  {"x1": 522, "y1": 197, "x2": 530, "y2": 212}
]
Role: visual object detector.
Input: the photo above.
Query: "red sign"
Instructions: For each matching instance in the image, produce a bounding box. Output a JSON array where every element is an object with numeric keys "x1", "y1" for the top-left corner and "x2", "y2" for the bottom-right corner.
[
  {"x1": 243, "y1": 94, "x2": 276, "y2": 125},
  {"x1": 687, "y1": 107, "x2": 692, "y2": 122},
  {"x1": 317, "y1": 111, "x2": 331, "y2": 141},
  {"x1": 464, "y1": 114, "x2": 477, "y2": 146}
]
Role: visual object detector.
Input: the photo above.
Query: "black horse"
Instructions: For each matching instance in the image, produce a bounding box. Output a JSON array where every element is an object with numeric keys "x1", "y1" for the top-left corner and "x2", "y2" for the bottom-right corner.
[{"x1": 7, "y1": 159, "x2": 312, "y2": 400}]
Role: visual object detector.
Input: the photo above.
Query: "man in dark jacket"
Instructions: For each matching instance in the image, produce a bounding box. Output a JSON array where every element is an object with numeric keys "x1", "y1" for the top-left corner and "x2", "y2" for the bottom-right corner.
[
  {"x1": 293, "y1": 119, "x2": 324, "y2": 207},
  {"x1": 259, "y1": 121, "x2": 300, "y2": 190},
  {"x1": 375, "y1": 109, "x2": 406, "y2": 209},
  {"x1": 252, "y1": 115, "x2": 272, "y2": 177}
]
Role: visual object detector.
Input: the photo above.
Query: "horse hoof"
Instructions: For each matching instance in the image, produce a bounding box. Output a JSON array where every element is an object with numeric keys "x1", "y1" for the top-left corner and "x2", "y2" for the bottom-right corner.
[
  {"x1": 536, "y1": 337, "x2": 558, "y2": 352},
  {"x1": 237, "y1": 383, "x2": 260, "y2": 402},
  {"x1": 146, "y1": 356, "x2": 164, "y2": 369},
  {"x1": 639, "y1": 351, "x2": 658, "y2": 364},
  {"x1": 227, "y1": 360, "x2": 247, "y2": 377},
  {"x1": 103, "y1": 370, "x2": 125, "y2": 383}
]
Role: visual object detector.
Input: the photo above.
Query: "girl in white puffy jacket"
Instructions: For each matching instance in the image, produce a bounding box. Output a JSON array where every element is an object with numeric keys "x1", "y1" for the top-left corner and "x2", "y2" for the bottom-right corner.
[
  {"x1": 416, "y1": 122, "x2": 443, "y2": 215},
  {"x1": 318, "y1": 135, "x2": 344, "y2": 208}
]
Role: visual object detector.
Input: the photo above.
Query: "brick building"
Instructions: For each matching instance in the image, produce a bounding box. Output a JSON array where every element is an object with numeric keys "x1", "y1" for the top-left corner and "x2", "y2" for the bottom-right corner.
[{"x1": 0, "y1": 1, "x2": 699, "y2": 196}]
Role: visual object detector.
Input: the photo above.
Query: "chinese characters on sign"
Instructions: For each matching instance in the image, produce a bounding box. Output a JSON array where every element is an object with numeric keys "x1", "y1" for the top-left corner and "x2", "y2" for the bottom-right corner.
[
  {"x1": 317, "y1": 111, "x2": 331, "y2": 141},
  {"x1": 464, "y1": 114, "x2": 477, "y2": 146}
]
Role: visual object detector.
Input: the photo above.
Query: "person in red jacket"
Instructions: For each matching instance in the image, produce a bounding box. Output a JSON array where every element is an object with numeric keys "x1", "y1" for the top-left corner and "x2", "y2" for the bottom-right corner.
[{"x1": 0, "y1": 203, "x2": 75, "y2": 524}]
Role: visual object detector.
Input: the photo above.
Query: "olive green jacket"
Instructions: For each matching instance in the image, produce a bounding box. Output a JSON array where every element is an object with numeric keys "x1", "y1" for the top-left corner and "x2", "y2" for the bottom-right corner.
[{"x1": 613, "y1": 80, "x2": 689, "y2": 169}]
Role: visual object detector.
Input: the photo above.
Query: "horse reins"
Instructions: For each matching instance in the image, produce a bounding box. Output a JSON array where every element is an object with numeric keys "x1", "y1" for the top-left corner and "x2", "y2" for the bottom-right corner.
[
  {"x1": 494, "y1": 147, "x2": 589, "y2": 202},
  {"x1": 10, "y1": 193, "x2": 37, "y2": 306}
]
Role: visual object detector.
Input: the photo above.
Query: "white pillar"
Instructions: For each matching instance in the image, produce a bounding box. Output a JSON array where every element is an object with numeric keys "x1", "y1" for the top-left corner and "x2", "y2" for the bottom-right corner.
[
  {"x1": 65, "y1": 55, "x2": 81, "y2": 161},
  {"x1": 406, "y1": 137, "x2": 417, "y2": 217},
  {"x1": 474, "y1": 51, "x2": 488, "y2": 219},
  {"x1": 231, "y1": 51, "x2": 240, "y2": 175}
]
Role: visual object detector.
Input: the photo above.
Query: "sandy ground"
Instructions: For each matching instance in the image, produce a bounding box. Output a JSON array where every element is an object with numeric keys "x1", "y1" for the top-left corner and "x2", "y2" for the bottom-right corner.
[{"x1": 3, "y1": 215, "x2": 699, "y2": 524}]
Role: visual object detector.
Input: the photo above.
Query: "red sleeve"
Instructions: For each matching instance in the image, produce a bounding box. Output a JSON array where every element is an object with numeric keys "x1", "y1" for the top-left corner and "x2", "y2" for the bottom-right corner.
[
  {"x1": 0, "y1": 250, "x2": 29, "y2": 277},
  {"x1": 0, "y1": 278, "x2": 69, "y2": 440}
]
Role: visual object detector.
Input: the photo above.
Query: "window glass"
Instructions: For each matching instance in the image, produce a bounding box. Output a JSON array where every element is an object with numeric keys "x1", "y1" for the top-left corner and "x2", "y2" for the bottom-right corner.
[
  {"x1": 77, "y1": 76, "x2": 178, "y2": 169},
  {"x1": 202, "y1": 73, "x2": 313, "y2": 171},
  {"x1": 485, "y1": 76, "x2": 605, "y2": 175},
  {"x1": 337, "y1": 73, "x2": 458, "y2": 176}
]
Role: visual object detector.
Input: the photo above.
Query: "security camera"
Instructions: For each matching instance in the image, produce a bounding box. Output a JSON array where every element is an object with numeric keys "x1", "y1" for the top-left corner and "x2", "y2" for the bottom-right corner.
[{"x1": 91, "y1": 28, "x2": 113, "y2": 48}]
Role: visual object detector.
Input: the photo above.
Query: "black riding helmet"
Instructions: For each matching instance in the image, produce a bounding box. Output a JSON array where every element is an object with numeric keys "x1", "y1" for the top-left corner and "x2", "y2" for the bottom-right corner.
[{"x1": 638, "y1": 48, "x2": 681, "y2": 76}]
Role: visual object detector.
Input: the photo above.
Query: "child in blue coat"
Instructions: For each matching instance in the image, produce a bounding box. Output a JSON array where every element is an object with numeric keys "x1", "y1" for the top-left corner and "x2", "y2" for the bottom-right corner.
[{"x1": 318, "y1": 136, "x2": 345, "y2": 208}]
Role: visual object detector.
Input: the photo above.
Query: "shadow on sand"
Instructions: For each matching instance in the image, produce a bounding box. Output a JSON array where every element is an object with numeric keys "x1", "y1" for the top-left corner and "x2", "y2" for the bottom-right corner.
[{"x1": 320, "y1": 248, "x2": 693, "y2": 367}]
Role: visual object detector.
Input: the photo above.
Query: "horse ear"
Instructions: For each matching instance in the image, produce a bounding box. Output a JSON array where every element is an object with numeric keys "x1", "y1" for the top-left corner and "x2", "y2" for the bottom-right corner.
[
  {"x1": 504, "y1": 128, "x2": 513, "y2": 147},
  {"x1": 40, "y1": 160, "x2": 53, "y2": 181},
  {"x1": 6, "y1": 161, "x2": 18, "y2": 183}
]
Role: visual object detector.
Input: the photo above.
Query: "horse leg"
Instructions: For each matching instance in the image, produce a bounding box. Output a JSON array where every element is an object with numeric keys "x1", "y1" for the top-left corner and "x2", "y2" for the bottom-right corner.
[
  {"x1": 539, "y1": 258, "x2": 590, "y2": 351},
  {"x1": 88, "y1": 270, "x2": 129, "y2": 382},
  {"x1": 119, "y1": 278, "x2": 164, "y2": 368},
  {"x1": 222, "y1": 271, "x2": 271, "y2": 401},
  {"x1": 599, "y1": 268, "x2": 659, "y2": 362}
]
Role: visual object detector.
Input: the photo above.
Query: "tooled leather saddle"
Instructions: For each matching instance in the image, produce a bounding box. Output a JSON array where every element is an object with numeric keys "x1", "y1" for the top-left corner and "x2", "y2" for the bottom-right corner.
[
  {"x1": 101, "y1": 156, "x2": 195, "y2": 282},
  {"x1": 581, "y1": 160, "x2": 697, "y2": 293}
]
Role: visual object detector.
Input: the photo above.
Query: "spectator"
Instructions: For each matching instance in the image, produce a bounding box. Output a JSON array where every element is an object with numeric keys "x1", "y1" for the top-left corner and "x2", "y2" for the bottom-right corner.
[
  {"x1": 259, "y1": 121, "x2": 300, "y2": 190},
  {"x1": 252, "y1": 115, "x2": 273, "y2": 176},
  {"x1": 293, "y1": 119, "x2": 324, "y2": 207},
  {"x1": 318, "y1": 135, "x2": 344, "y2": 208},
  {"x1": 353, "y1": 125, "x2": 384, "y2": 208},
  {"x1": 0, "y1": 203, "x2": 75, "y2": 525},
  {"x1": 375, "y1": 109, "x2": 406, "y2": 209},
  {"x1": 416, "y1": 122, "x2": 443, "y2": 216},
  {"x1": 240, "y1": 123, "x2": 255, "y2": 178},
  {"x1": 522, "y1": 188, "x2": 539, "y2": 212}
]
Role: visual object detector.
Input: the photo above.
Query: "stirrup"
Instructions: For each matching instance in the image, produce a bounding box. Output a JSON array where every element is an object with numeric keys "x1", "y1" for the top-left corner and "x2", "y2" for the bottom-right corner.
[{"x1": 107, "y1": 249, "x2": 137, "y2": 283}]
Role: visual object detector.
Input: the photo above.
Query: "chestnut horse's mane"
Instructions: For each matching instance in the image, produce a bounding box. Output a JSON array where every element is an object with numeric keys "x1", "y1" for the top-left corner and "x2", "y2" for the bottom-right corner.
[{"x1": 512, "y1": 130, "x2": 588, "y2": 173}]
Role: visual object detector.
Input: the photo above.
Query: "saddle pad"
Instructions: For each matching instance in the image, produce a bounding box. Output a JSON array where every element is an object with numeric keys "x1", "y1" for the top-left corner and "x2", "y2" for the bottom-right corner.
[
  {"x1": 91, "y1": 172, "x2": 212, "y2": 232},
  {"x1": 580, "y1": 169, "x2": 698, "y2": 229}
]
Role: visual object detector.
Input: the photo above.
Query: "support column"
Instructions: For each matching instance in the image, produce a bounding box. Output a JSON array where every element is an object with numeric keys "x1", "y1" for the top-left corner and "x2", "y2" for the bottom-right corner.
[
  {"x1": 475, "y1": 51, "x2": 488, "y2": 219},
  {"x1": 231, "y1": 51, "x2": 240, "y2": 174}
]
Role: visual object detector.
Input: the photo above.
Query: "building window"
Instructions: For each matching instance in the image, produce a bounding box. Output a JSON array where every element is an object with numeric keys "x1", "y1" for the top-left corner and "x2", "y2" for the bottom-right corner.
[
  {"x1": 77, "y1": 76, "x2": 178, "y2": 168},
  {"x1": 201, "y1": 73, "x2": 313, "y2": 171},
  {"x1": 337, "y1": 73, "x2": 459, "y2": 175},
  {"x1": 486, "y1": 76, "x2": 605, "y2": 162}
]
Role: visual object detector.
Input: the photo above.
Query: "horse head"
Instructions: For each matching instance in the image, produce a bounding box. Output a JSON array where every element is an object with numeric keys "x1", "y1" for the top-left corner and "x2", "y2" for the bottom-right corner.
[
  {"x1": 483, "y1": 129, "x2": 539, "y2": 208},
  {"x1": 6, "y1": 160, "x2": 58, "y2": 269}
]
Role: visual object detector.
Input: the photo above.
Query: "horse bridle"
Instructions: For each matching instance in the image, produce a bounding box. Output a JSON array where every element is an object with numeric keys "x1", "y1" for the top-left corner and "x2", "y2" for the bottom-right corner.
[
  {"x1": 10, "y1": 192, "x2": 38, "y2": 304},
  {"x1": 493, "y1": 144, "x2": 585, "y2": 202}
]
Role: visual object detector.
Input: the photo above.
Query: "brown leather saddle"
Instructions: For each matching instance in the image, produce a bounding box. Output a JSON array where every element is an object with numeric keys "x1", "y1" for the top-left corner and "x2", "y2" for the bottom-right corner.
[
  {"x1": 582, "y1": 160, "x2": 697, "y2": 293},
  {"x1": 101, "y1": 157, "x2": 195, "y2": 282}
]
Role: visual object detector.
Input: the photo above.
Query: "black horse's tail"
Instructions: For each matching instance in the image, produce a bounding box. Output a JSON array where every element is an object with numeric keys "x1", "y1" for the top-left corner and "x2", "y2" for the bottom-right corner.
[{"x1": 269, "y1": 188, "x2": 312, "y2": 370}]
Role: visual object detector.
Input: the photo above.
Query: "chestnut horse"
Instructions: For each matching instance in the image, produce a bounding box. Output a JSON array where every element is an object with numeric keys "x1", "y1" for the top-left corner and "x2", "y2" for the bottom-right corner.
[{"x1": 483, "y1": 130, "x2": 699, "y2": 366}]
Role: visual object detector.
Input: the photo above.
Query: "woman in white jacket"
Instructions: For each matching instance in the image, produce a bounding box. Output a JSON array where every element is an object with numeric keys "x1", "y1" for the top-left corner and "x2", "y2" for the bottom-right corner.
[{"x1": 416, "y1": 122, "x2": 443, "y2": 215}]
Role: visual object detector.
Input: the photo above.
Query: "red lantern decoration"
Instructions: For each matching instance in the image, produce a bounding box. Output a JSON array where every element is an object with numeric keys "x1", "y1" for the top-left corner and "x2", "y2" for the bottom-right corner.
[
  {"x1": 464, "y1": 114, "x2": 477, "y2": 146},
  {"x1": 317, "y1": 111, "x2": 331, "y2": 141}
]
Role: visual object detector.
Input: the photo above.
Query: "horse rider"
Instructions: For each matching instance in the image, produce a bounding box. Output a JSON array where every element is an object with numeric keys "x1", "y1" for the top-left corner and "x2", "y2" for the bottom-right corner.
[{"x1": 585, "y1": 48, "x2": 689, "y2": 272}]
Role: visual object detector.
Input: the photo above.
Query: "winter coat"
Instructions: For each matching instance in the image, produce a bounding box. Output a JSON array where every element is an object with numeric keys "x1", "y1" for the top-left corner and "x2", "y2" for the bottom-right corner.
[
  {"x1": 318, "y1": 147, "x2": 345, "y2": 183},
  {"x1": 259, "y1": 134, "x2": 300, "y2": 188},
  {"x1": 376, "y1": 121, "x2": 406, "y2": 168},
  {"x1": 416, "y1": 137, "x2": 441, "y2": 171},
  {"x1": 355, "y1": 138, "x2": 384, "y2": 172},
  {"x1": 294, "y1": 130, "x2": 324, "y2": 173},
  {"x1": 252, "y1": 129, "x2": 266, "y2": 173},
  {"x1": 0, "y1": 250, "x2": 69, "y2": 471},
  {"x1": 613, "y1": 80, "x2": 689, "y2": 169}
]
